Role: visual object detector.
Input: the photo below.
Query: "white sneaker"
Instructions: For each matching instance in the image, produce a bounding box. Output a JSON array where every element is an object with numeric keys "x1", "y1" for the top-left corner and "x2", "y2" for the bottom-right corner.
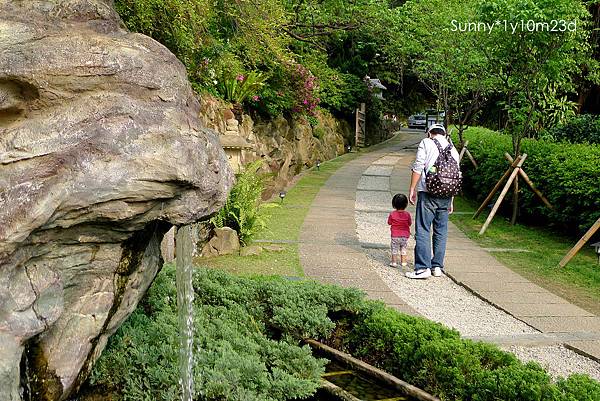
[
  {"x1": 389, "y1": 262, "x2": 398, "y2": 268},
  {"x1": 405, "y1": 269, "x2": 431, "y2": 279},
  {"x1": 432, "y1": 267, "x2": 443, "y2": 277}
]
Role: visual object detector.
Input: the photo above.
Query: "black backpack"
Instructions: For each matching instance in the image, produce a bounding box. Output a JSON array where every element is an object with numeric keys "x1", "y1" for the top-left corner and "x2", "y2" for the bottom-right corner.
[{"x1": 425, "y1": 138, "x2": 462, "y2": 197}]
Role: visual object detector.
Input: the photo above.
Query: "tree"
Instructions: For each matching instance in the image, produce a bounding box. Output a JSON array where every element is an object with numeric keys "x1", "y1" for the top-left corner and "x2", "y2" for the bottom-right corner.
[
  {"x1": 475, "y1": 0, "x2": 595, "y2": 156},
  {"x1": 396, "y1": 0, "x2": 496, "y2": 144}
]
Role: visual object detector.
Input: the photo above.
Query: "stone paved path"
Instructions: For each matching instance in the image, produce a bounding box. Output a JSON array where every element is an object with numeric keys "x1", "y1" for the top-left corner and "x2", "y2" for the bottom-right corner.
[{"x1": 299, "y1": 131, "x2": 600, "y2": 368}]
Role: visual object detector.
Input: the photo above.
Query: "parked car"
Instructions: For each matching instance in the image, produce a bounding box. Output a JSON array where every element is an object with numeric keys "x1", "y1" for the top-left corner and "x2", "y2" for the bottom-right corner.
[{"x1": 407, "y1": 114, "x2": 426, "y2": 129}]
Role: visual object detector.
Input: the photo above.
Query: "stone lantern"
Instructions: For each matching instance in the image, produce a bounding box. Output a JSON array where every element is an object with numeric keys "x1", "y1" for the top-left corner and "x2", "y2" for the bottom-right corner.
[{"x1": 219, "y1": 134, "x2": 253, "y2": 173}]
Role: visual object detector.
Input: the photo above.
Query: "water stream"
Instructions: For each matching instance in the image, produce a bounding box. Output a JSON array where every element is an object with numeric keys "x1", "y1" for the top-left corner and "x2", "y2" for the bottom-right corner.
[{"x1": 175, "y1": 225, "x2": 195, "y2": 401}]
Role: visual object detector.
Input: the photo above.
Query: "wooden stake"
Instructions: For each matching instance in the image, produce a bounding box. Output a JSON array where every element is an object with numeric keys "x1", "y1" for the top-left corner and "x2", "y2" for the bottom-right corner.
[
  {"x1": 504, "y1": 154, "x2": 553, "y2": 210},
  {"x1": 473, "y1": 154, "x2": 522, "y2": 218},
  {"x1": 558, "y1": 216, "x2": 600, "y2": 268},
  {"x1": 479, "y1": 154, "x2": 527, "y2": 235},
  {"x1": 465, "y1": 148, "x2": 478, "y2": 168},
  {"x1": 459, "y1": 140, "x2": 469, "y2": 162}
]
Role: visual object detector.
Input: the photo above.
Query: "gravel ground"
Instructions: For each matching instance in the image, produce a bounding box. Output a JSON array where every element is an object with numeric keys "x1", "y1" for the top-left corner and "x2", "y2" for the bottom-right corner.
[
  {"x1": 356, "y1": 190, "x2": 390, "y2": 212},
  {"x1": 353, "y1": 155, "x2": 600, "y2": 379},
  {"x1": 356, "y1": 211, "x2": 394, "y2": 245},
  {"x1": 366, "y1": 249, "x2": 537, "y2": 337},
  {"x1": 502, "y1": 345, "x2": 600, "y2": 381}
]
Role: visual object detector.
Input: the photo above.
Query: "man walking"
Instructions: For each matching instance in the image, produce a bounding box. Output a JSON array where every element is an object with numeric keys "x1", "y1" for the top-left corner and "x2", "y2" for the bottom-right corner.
[{"x1": 407, "y1": 124, "x2": 461, "y2": 279}]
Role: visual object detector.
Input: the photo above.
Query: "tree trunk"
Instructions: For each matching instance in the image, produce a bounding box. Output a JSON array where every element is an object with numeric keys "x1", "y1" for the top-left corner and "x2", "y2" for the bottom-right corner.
[{"x1": 511, "y1": 176, "x2": 519, "y2": 225}]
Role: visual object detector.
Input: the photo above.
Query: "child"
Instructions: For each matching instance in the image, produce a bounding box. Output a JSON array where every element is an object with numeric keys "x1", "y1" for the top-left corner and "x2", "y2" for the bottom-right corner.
[{"x1": 387, "y1": 193, "x2": 412, "y2": 268}]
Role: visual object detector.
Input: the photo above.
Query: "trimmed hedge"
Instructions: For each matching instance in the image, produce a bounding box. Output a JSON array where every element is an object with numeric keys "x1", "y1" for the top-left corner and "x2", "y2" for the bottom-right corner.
[
  {"x1": 457, "y1": 127, "x2": 600, "y2": 234},
  {"x1": 344, "y1": 306, "x2": 600, "y2": 400},
  {"x1": 546, "y1": 114, "x2": 600, "y2": 145},
  {"x1": 89, "y1": 267, "x2": 600, "y2": 400}
]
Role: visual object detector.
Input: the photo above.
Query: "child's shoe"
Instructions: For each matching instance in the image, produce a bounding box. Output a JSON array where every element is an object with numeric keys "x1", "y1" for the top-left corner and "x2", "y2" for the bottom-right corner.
[{"x1": 389, "y1": 262, "x2": 398, "y2": 268}]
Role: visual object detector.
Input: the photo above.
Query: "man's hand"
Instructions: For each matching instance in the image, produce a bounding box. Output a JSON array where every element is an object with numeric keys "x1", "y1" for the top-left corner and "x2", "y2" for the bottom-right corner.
[
  {"x1": 448, "y1": 199, "x2": 454, "y2": 214},
  {"x1": 409, "y1": 171, "x2": 421, "y2": 206},
  {"x1": 409, "y1": 188, "x2": 417, "y2": 205}
]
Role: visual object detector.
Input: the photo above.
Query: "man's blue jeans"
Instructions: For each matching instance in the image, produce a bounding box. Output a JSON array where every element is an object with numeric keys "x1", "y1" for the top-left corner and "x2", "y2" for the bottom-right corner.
[{"x1": 414, "y1": 191, "x2": 451, "y2": 270}]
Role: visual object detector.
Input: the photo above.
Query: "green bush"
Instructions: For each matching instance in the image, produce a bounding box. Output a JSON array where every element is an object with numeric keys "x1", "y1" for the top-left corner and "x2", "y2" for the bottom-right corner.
[
  {"x1": 341, "y1": 303, "x2": 600, "y2": 401},
  {"x1": 90, "y1": 267, "x2": 600, "y2": 400},
  {"x1": 89, "y1": 266, "x2": 365, "y2": 400},
  {"x1": 545, "y1": 114, "x2": 600, "y2": 145},
  {"x1": 456, "y1": 127, "x2": 600, "y2": 234},
  {"x1": 211, "y1": 161, "x2": 271, "y2": 245},
  {"x1": 217, "y1": 71, "x2": 266, "y2": 104}
]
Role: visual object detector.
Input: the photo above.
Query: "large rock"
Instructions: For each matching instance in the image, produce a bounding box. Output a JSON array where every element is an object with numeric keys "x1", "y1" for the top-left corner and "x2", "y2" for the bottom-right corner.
[
  {"x1": 201, "y1": 227, "x2": 240, "y2": 257},
  {"x1": 0, "y1": 1, "x2": 234, "y2": 400}
]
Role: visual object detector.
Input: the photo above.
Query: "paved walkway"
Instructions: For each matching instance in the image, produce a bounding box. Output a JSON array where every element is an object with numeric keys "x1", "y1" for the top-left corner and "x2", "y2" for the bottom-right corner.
[{"x1": 299, "y1": 131, "x2": 600, "y2": 364}]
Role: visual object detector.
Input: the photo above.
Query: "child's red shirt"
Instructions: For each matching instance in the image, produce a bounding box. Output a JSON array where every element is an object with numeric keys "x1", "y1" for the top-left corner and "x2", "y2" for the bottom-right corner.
[{"x1": 387, "y1": 210, "x2": 411, "y2": 238}]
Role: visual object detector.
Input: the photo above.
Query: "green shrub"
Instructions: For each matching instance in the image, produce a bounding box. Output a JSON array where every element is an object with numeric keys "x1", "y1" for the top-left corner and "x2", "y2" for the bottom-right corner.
[
  {"x1": 556, "y1": 374, "x2": 600, "y2": 401},
  {"x1": 456, "y1": 127, "x2": 600, "y2": 234},
  {"x1": 545, "y1": 114, "x2": 600, "y2": 145},
  {"x1": 217, "y1": 71, "x2": 266, "y2": 104},
  {"x1": 90, "y1": 266, "x2": 365, "y2": 400},
  {"x1": 90, "y1": 266, "x2": 600, "y2": 400},
  {"x1": 341, "y1": 303, "x2": 600, "y2": 401},
  {"x1": 211, "y1": 161, "x2": 271, "y2": 245}
]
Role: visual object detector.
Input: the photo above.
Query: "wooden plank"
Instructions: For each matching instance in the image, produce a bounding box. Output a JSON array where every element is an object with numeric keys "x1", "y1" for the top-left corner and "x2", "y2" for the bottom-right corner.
[
  {"x1": 322, "y1": 370, "x2": 353, "y2": 377},
  {"x1": 559, "y1": 217, "x2": 600, "y2": 268},
  {"x1": 307, "y1": 339, "x2": 440, "y2": 401},
  {"x1": 504, "y1": 154, "x2": 553, "y2": 210},
  {"x1": 473, "y1": 154, "x2": 522, "y2": 218},
  {"x1": 479, "y1": 154, "x2": 527, "y2": 235},
  {"x1": 321, "y1": 379, "x2": 363, "y2": 401}
]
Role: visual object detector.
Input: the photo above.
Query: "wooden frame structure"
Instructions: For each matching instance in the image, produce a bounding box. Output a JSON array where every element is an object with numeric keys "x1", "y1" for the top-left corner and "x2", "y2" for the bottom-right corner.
[
  {"x1": 474, "y1": 153, "x2": 553, "y2": 235},
  {"x1": 458, "y1": 140, "x2": 478, "y2": 169},
  {"x1": 355, "y1": 103, "x2": 366, "y2": 148},
  {"x1": 558, "y1": 217, "x2": 600, "y2": 268}
]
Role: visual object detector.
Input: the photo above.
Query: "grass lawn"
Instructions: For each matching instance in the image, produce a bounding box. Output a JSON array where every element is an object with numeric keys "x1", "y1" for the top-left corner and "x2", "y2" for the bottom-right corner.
[
  {"x1": 194, "y1": 151, "x2": 361, "y2": 277},
  {"x1": 451, "y1": 196, "x2": 600, "y2": 315}
]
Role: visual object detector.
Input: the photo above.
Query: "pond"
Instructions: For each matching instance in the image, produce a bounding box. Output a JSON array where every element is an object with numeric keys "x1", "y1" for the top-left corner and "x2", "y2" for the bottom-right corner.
[{"x1": 307, "y1": 360, "x2": 417, "y2": 401}]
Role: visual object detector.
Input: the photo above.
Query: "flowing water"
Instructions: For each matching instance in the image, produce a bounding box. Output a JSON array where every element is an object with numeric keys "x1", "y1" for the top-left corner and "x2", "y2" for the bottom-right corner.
[{"x1": 176, "y1": 225, "x2": 195, "y2": 401}]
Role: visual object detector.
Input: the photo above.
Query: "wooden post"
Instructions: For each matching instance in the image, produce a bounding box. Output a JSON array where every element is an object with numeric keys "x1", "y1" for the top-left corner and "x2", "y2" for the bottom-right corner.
[
  {"x1": 504, "y1": 154, "x2": 553, "y2": 210},
  {"x1": 558, "y1": 217, "x2": 600, "y2": 268},
  {"x1": 355, "y1": 103, "x2": 366, "y2": 148},
  {"x1": 473, "y1": 154, "x2": 522, "y2": 218},
  {"x1": 465, "y1": 148, "x2": 478, "y2": 168},
  {"x1": 479, "y1": 154, "x2": 527, "y2": 235},
  {"x1": 459, "y1": 140, "x2": 469, "y2": 162}
]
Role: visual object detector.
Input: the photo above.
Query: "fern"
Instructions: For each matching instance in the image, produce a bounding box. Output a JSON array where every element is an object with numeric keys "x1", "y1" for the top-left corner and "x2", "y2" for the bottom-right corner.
[{"x1": 211, "y1": 160, "x2": 270, "y2": 245}]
